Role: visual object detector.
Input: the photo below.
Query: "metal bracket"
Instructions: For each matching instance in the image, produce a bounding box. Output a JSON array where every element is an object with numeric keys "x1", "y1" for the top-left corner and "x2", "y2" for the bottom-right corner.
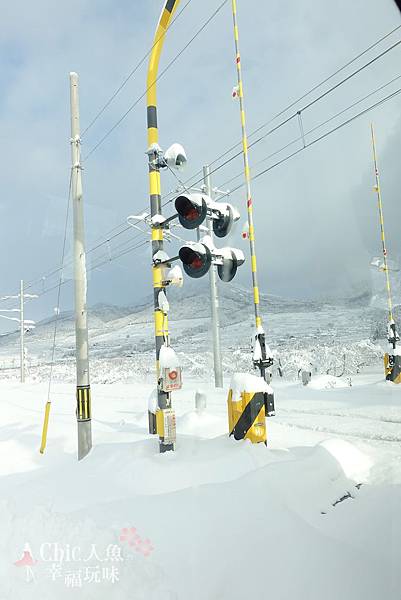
[{"x1": 153, "y1": 255, "x2": 180, "y2": 267}]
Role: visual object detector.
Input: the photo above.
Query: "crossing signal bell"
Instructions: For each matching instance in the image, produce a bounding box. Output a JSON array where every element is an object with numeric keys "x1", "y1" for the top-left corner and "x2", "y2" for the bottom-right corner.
[
  {"x1": 217, "y1": 247, "x2": 245, "y2": 282},
  {"x1": 175, "y1": 193, "x2": 239, "y2": 238}
]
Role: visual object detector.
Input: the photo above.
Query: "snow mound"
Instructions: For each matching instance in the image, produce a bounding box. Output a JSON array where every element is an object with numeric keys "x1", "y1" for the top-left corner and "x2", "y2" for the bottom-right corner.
[
  {"x1": 320, "y1": 438, "x2": 372, "y2": 482},
  {"x1": 309, "y1": 375, "x2": 349, "y2": 390},
  {"x1": 177, "y1": 410, "x2": 224, "y2": 439}
]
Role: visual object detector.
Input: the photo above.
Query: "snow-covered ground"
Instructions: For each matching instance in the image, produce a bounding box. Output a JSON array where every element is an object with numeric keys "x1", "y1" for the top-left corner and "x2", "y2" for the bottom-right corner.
[
  {"x1": 0, "y1": 287, "x2": 400, "y2": 599},
  {"x1": 1, "y1": 367, "x2": 400, "y2": 599}
]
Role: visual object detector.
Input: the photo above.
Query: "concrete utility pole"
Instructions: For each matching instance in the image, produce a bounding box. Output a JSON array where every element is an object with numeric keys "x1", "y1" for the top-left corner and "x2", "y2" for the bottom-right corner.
[
  {"x1": 20, "y1": 279, "x2": 24, "y2": 383},
  {"x1": 203, "y1": 165, "x2": 223, "y2": 388},
  {"x1": 70, "y1": 71, "x2": 92, "y2": 461}
]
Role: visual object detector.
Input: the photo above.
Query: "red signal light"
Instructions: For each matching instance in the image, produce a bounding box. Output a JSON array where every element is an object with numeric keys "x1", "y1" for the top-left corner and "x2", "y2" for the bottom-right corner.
[
  {"x1": 190, "y1": 256, "x2": 203, "y2": 269},
  {"x1": 185, "y1": 206, "x2": 201, "y2": 222},
  {"x1": 178, "y1": 243, "x2": 212, "y2": 278},
  {"x1": 175, "y1": 195, "x2": 207, "y2": 229}
]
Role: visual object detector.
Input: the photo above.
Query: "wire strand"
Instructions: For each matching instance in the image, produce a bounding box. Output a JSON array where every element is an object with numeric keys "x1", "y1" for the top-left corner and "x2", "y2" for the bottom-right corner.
[
  {"x1": 81, "y1": 0, "x2": 194, "y2": 137},
  {"x1": 229, "y1": 86, "x2": 401, "y2": 194},
  {"x1": 46, "y1": 169, "x2": 73, "y2": 401},
  {"x1": 83, "y1": 0, "x2": 230, "y2": 161},
  {"x1": 3, "y1": 27, "x2": 400, "y2": 304}
]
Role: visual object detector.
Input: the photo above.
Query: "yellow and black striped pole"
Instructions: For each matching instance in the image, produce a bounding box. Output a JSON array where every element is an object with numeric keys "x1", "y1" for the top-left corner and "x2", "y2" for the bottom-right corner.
[
  {"x1": 230, "y1": 0, "x2": 275, "y2": 417},
  {"x1": 371, "y1": 124, "x2": 401, "y2": 382},
  {"x1": 146, "y1": 0, "x2": 180, "y2": 452},
  {"x1": 371, "y1": 124, "x2": 394, "y2": 325}
]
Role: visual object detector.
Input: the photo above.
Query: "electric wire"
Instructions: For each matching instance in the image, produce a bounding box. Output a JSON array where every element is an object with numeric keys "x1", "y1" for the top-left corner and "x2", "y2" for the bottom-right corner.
[
  {"x1": 46, "y1": 171, "x2": 72, "y2": 402},
  {"x1": 83, "y1": 0, "x2": 230, "y2": 161},
  {"x1": 228, "y1": 85, "x2": 401, "y2": 195},
  {"x1": 2, "y1": 27, "x2": 400, "y2": 306},
  {"x1": 30, "y1": 238, "x2": 149, "y2": 301},
  {"x1": 219, "y1": 73, "x2": 401, "y2": 189},
  {"x1": 81, "y1": 0, "x2": 194, "y2": 137},
  {"x1": 183, "y1": 37, "x2": 401, "y2": 192},
  {"x1": 11, "y1": 72, "x2": 401, "y2": 305},
  {"x1": 173, "y1": 25, "x2": 401, "y2": 188}
]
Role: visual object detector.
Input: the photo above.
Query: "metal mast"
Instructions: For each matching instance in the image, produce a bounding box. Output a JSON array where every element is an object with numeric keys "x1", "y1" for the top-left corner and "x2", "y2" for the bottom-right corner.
[{"x1": 203, "y1": 165, "x2": 223, "y2": 388}]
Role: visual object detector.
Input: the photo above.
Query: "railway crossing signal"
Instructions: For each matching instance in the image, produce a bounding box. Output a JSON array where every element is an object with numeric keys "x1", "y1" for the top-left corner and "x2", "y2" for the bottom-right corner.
[
  {"x1": 178, "y1": 237, "x2": 245, "y2": 282},
  {"x1": 175, "y1": 193, "x2": 239, "y2": 238}
]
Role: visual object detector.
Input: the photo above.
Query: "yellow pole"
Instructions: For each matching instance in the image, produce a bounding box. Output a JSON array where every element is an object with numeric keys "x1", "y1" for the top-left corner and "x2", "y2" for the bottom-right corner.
[
  {"x1": 146, "y1": 0, "x2": 180, "y2": 452},
  {"x1": 230, "y1": 0, "x2": 274, "y2": 415},
  {"x1": 371, "y1": 124, "x2": 401, "y2": 384},
  {"x1": 371, "y1": 124, "x2": 394, "y2": 326}
]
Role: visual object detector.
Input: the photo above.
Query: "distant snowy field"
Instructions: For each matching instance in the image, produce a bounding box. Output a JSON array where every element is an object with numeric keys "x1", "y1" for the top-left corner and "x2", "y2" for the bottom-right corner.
[
  {"x1": 0, "y1": 286, "x2": 400, "y2": 598},
  {"x1": 0, "y1": 285, "x2": 391, "y2": 383}
]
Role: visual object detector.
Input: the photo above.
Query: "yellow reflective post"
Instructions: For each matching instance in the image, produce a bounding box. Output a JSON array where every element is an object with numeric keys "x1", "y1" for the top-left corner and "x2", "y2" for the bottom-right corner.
[
  {"x1": 39, "y1": 401, "x2": 51, "y2": 454},
  {"x1": 146, "y1": 0, "x2": 181, "y2": 452}
]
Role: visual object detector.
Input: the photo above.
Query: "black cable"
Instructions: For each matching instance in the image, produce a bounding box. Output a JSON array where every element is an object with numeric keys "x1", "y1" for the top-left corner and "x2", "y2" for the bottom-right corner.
[
  {"x1": 26, "y1": 81, "x2": 401, "y2": 306},
  {"x1": 46, "y1": 169, "x2": 73, "y2": 400},
  {"x1": 184, "y1": 37, "x2": 401, "y2": 191},
  {"x1": 81, "y1": 0, "x2": 194, "y2": 137},
  {"x1": 229, "y1": 86, "x2": 401, "y2": 194},
  {"x1": 28, "y1": 238, "x2": 149, "y2": 302},
  {"x1": 83, "y1": 0, "x2": 230, "y2": 160},
  {"x1": 200, "y1": 25, "x2": 401, "y2": 173},
  {"x1": 219, "y1": 72, "x2": 401, "y2": 189},
  {"x1": 8, "y1": 27, "x2": 401, "y2": 300}
]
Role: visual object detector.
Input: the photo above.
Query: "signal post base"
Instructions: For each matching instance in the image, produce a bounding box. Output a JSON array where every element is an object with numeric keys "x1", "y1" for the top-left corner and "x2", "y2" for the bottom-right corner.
[
  {"x1": 156, "y1": 408, "x2": 176, "y2": 452},
  {"x1": 227, "y1": 373, "x2": 273, "y2": 444},
  {"x1": 384, "y1": 353, "x2": 401, "y2": 383}
]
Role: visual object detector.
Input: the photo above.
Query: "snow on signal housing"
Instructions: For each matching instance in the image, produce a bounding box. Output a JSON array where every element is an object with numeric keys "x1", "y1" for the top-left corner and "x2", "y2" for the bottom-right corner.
[{"x1": 217, "y1": 247, "x2": 245, "y2": 282}]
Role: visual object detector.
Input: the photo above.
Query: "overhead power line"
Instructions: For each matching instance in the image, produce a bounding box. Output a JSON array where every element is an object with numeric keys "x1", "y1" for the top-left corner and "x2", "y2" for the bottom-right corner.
[
  {"x1": 81, "y1": 0, "x2": 194, "y2": 137},
  {"x1": 86, "y1": 20, "x2": 401, "y2": 174},
  {"x1": 219, "y1": 72, "x2": 401, "y2": 189},
  {"x1": 227, "y1": 85, "x2": 401, "y2": 195},
  {"x1": 157, "y1": 25, "x2": 401, "y2": 193},
  {"x1": 4, "y1": 26, "x2": 400, "y2": 305},
  {"x1": 25, "y1": 238, "x2": 149, "y2": 304},
  {"x1": 83, "y1": 0, "x2": 230, "y2": 160},
  {"x1": 12, "y1": 73, "x2": 401, "y2": 303},
  {"x1": 177, "y1": 35, "x2": 401, "y2": 192}
]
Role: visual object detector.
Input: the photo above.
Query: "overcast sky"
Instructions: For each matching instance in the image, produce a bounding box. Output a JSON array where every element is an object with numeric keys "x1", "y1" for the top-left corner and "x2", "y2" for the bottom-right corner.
[{"x1": 0, "y1": 0, "x2": 401, "y2": 332}]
